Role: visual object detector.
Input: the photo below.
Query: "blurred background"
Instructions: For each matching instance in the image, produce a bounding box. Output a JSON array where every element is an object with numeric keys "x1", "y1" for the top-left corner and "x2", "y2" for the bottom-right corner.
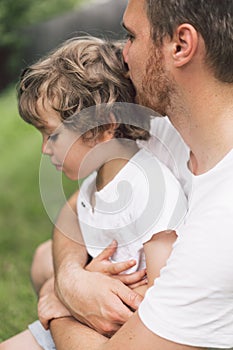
[{"x1": 0, "y1": 0, "x2": 127, "y2": 341}]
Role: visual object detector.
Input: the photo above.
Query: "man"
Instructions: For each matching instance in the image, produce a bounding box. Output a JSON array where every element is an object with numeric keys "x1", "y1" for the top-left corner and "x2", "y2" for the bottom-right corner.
[{"x1": 48, "y1": 0, "x2": 233, "y2": 349}]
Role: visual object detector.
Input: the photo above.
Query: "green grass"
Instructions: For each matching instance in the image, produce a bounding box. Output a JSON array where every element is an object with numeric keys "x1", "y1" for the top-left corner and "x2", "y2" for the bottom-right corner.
[{"x1": 0, "y1": 86, "x2": 77, "y2": 342}]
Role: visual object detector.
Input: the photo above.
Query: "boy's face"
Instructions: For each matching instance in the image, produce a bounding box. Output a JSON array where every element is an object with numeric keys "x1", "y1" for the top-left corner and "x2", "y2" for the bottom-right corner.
[{"x1": 36, "y1": 98, "x2": 100, "y2": 180}]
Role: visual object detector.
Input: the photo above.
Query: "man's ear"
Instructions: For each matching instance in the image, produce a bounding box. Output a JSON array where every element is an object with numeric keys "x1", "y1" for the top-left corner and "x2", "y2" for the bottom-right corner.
[{"x1": 172, "y1": 23, "x2": 198, "y2": 67}]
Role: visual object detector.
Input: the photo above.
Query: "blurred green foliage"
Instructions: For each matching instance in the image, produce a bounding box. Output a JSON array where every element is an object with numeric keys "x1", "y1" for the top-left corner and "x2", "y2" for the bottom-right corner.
[
  {"x1": 0, "y1": 86, "x2": 77, "y2": 341},
  {"x1": 0, "y1": 0, "x2": 86, "y2": 90},
  {"x1": 0, "y1": 0, "x2": 84, "y2": 48}
]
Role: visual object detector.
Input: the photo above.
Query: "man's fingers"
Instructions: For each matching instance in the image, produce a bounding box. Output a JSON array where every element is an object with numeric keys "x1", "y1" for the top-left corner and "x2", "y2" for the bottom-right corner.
[{"x1": 114, "y1": 282, "x2": 143, "y2": 312}]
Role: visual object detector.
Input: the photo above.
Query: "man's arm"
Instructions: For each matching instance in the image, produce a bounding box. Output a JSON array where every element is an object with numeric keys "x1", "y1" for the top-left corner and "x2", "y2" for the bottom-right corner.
[
  {"x1": 50, "y1": 311, "x2": 202, "y2": 350},
  {"x1": 51, "y1": 226, "x2": 201, "y2": 350},
  {"x1": 53, "y1": 191, "x2": 143, "y2": 335},
  {"x1": 52, "y1": 190, "x2": 88, "y2": 319},
  {"x1": 50, "y1": 220, "x2": 200, "y2": 350}
]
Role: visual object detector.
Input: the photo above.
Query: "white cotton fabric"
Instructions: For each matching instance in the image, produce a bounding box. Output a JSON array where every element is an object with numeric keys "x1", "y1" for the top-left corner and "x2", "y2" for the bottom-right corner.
[
  {"x1": 139, "y1": 143, "x2": 233, "y2": 348},
  {"x1": 138, "y1": 117, "x2": 191, "y2": 197},
  {"x1": 77, "y1": 147, "x2": 187, "y2": 273}
]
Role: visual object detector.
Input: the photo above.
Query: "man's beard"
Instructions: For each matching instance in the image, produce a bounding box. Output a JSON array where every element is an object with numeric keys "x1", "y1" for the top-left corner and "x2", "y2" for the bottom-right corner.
[{"x1": 136, "y1": 47, "x2": 175, "y2": 116}]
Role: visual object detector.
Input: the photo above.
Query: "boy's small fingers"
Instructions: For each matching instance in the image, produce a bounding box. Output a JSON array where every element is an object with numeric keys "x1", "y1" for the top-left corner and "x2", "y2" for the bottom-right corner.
[
  {"x1": 95, "y1": 240, "x2": 118, "y2": 261},
  {"x1": 128, "y1": 278, "x2": 148, "y2": 289},
  {"x1": 115, "y1": 269, "x2": 146, "y2": 284},
  {"x1": 108, "y1": 259, "x2": 136, "y2": 275},
  {"x1": 39, "y1": 316, "x2": 49, "y2": 330}
]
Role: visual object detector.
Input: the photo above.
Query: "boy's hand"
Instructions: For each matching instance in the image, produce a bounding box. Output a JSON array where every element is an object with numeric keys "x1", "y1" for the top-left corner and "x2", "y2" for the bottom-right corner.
[
  {"x1": 85, "y1": 240, "x2": 147, "y2": 288},
  {"x1": 38, "y1": 292, "x2": 72, "y2": 330},
  {"x1": 38, "y1": 277, "x2": 71, "y2": 330}
]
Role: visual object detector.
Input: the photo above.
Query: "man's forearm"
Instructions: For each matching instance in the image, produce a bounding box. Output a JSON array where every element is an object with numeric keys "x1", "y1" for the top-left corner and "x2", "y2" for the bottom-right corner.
[
  {"x1": 53, "y1": 228, "x2": 88, "y2": 312},
  {"x1": 50, "y1": 317, "x2": 107, "y2": 350},
  {"x1": 52, "y1": 190, "x2": 88, "y2": 310},
  {"x1": 53, "y1": 229, "x2": 87, "y2": 279},
  {"x1": 50, "y1": 311, "x2": 201, "y2": 350},
  {"x1": 53, "y1": 190, "x2": 87, "y2": 277}
]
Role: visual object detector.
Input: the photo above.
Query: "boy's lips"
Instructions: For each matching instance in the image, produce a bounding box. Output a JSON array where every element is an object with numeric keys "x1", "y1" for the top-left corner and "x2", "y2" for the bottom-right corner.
[
  {"x1": 51, "y1": 161, "x2": 62, "y2": 171},
  {"x1": 55, "y1": 164, "x2": 62, "y2": 171}
]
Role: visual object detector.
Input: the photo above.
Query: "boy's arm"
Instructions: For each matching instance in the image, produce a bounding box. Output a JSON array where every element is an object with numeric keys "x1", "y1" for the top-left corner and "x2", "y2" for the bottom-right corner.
[
  {"x1": 53, "y1": 191, "x2": 143, "y2": 335},
  {"x1": 38, "y1": 276, "x2": 71, "y2": 330},
  {"x1": 144, "y1": 230, "x2": 177, "y2": 287},
  {"x1": 132, "y1": 230, "x2": 176, "y2": 297}
]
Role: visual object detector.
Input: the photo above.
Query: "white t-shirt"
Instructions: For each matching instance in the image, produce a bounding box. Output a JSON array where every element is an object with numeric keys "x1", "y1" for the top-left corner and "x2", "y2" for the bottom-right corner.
[
  {"x1": 138, "y1": 116, "x2": 191, "y2": 196},
  {"x1": 77, "y1": 147, "x2": 187, "y2": 273},
  {"x1": 139, "y1": 120, "x2": 233, "y2": 348}
]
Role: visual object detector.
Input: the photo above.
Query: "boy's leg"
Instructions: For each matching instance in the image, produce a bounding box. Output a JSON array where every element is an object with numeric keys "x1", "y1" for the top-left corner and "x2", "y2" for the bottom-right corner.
[
  {"x1": 0, "y1": 330, "x2": 43, "y2": 350},
  {"x1": 31, "y1": 240, "x2": 54, "y2": 294}
]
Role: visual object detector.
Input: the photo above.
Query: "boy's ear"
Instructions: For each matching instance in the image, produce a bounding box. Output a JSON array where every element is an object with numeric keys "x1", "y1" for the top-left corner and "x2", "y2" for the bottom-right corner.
[
  {"x1": 172, "y1": 23, "x2": 198, "y2": 67},
  {"x1": 99, "y1": 124, "x2": 119, "y2": 143},
  {"x1": 100, "y1": 128, "x2": 115, "y2": 142},
  {"x1": 97, "y1": 113, "x2": 119, "y2": 143}
]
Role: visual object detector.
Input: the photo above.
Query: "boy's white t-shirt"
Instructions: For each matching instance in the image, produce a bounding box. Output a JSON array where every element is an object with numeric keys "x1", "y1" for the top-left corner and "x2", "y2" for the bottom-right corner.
[
  {"x1": 77, "y1": 147, "x2": 187, "y2": 273},
  {"x1": 137, "y1": 119, "x2": 233, "y2": 349}
]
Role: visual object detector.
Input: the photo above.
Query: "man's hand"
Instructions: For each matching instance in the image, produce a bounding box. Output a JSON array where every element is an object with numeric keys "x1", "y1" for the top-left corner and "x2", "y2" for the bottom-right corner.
[{"x1": 55, "y1": 264, "x2": 143, "y2": 336}]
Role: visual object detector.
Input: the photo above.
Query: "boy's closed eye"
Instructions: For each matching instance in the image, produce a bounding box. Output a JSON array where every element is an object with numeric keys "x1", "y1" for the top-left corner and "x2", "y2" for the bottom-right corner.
[
  {"x1": 48, "y1": 133, "x2": 59, "y2": 142},
  {"x1": 124, "y1": 32, "x2": 135, "y2": 43}
]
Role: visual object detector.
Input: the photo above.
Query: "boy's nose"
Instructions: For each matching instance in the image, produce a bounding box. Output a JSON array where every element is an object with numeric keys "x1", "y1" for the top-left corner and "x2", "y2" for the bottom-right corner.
[{"x1": 41, "y1": 138, "x2": 52, "y2": 155}]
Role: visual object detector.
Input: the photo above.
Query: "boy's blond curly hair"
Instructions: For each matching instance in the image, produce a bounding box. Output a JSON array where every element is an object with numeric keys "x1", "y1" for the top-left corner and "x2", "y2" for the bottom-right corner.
[{"x1": 18, "y1": 36, "x2": 151, "y2": 141}]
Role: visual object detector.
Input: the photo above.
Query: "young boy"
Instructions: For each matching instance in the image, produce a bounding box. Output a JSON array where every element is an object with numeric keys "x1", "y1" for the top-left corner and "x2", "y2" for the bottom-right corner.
[{"x1": 0, "y1": 36, "x2": 187, "y2": 350}]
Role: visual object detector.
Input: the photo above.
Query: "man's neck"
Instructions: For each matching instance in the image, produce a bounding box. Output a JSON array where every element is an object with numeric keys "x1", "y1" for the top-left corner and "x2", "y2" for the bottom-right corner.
[{"x1": 170, "y1": 81, "x2": 233, "y2": 175}]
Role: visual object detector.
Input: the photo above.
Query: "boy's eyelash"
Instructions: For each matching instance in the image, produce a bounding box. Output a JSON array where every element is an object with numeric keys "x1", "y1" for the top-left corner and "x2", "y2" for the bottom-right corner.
[
  {"x1": 125, "y1": 32, "x2": 135, "y2": 42},
  {"x1": 48, "y1": 133, "x2": 58, "y2": 141}
]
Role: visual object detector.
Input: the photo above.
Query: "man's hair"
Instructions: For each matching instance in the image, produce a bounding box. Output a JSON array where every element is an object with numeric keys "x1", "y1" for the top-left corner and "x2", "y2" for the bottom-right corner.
[
  {"x1": 18, "y1": 36, "x2": 150, "y2": 141},
  {"x1": 145, "y1": 0, "x2": 233, "y2": 83}
]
